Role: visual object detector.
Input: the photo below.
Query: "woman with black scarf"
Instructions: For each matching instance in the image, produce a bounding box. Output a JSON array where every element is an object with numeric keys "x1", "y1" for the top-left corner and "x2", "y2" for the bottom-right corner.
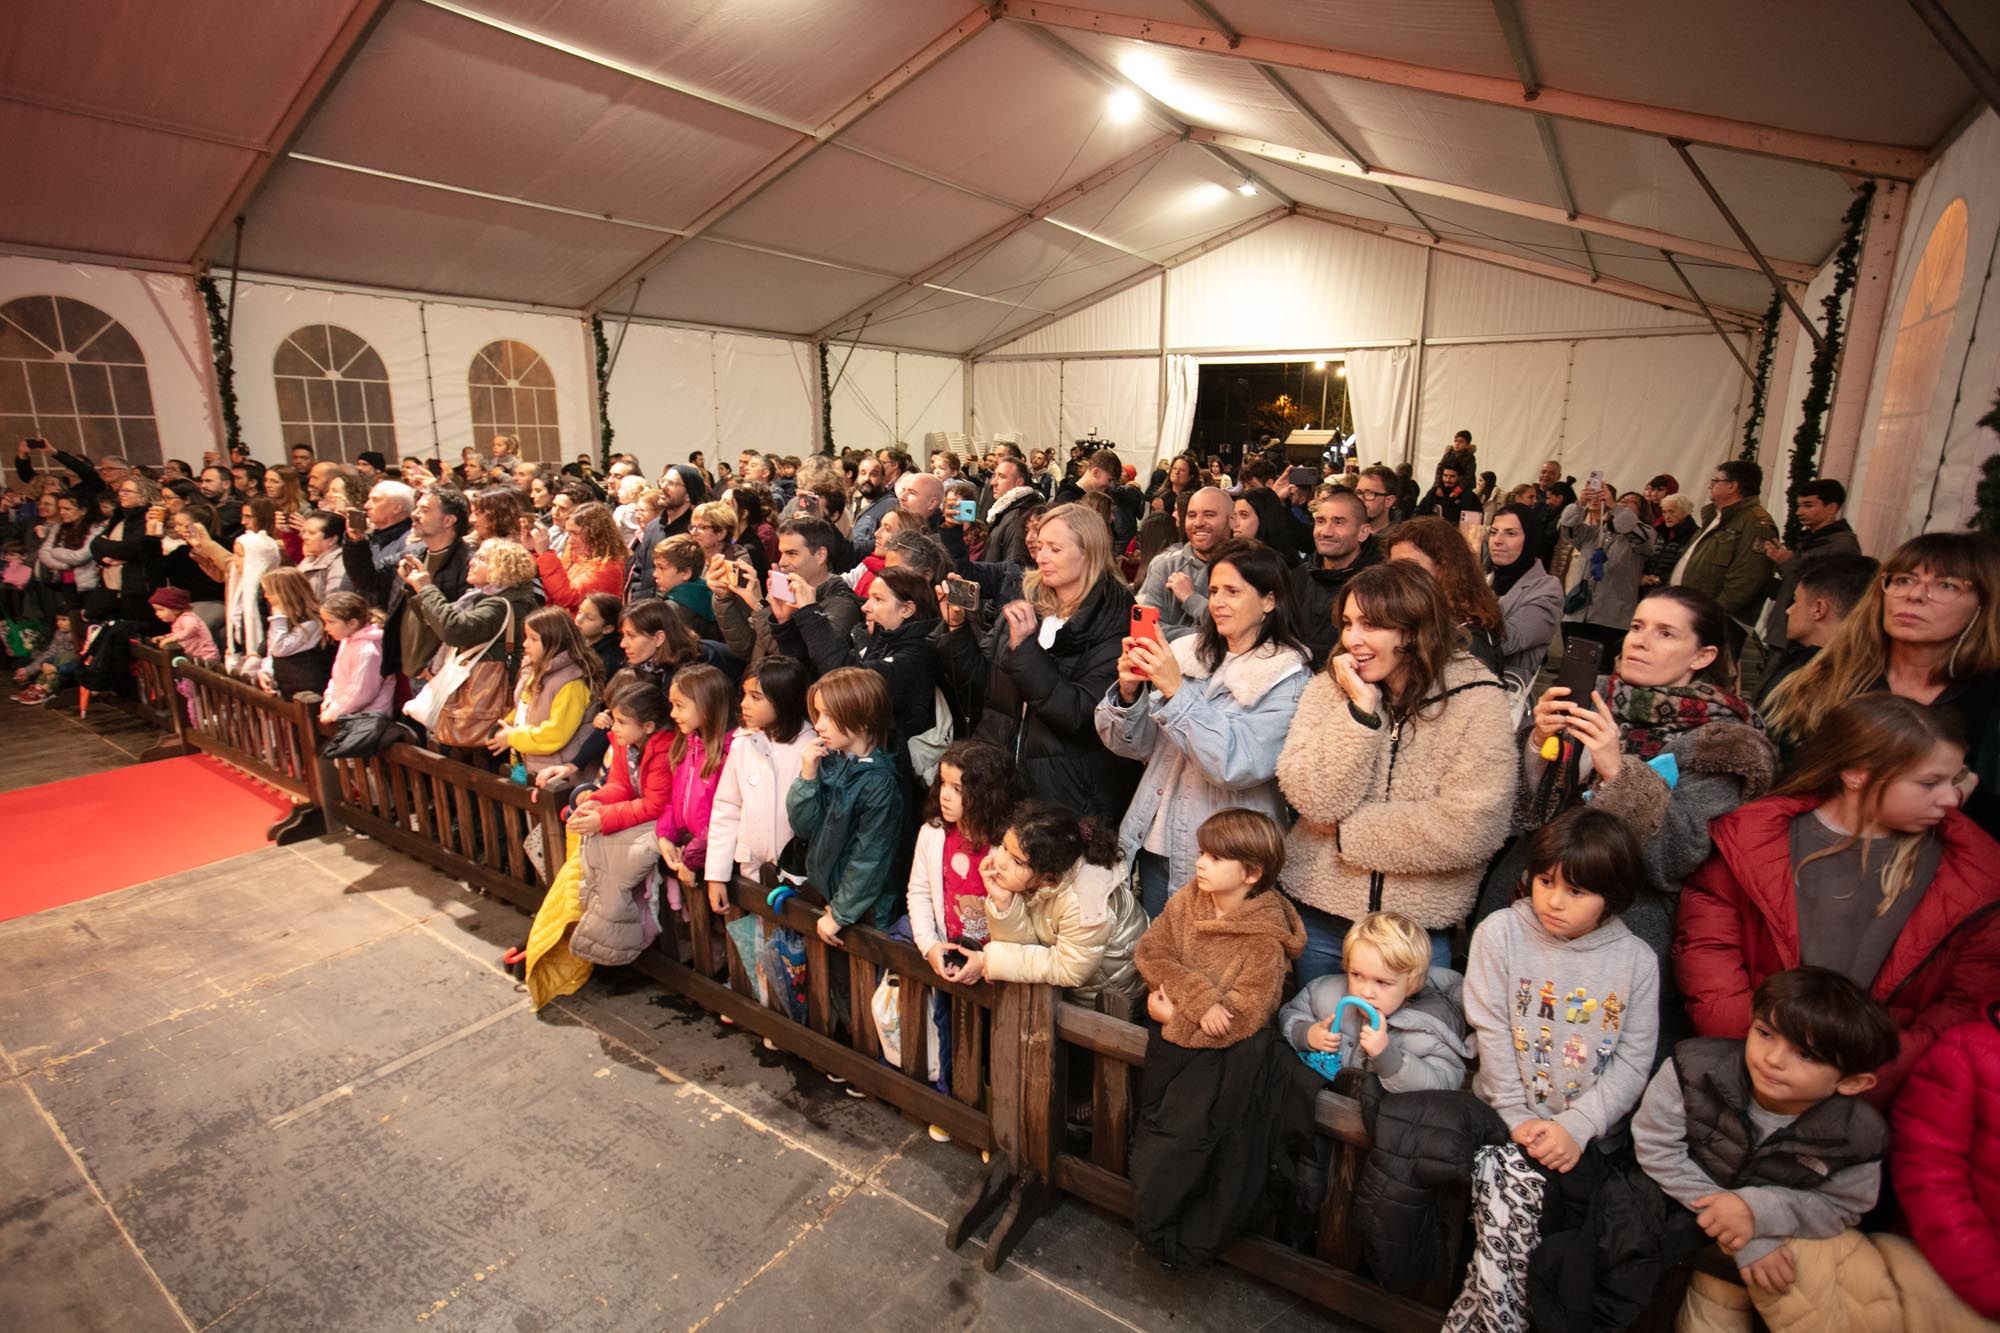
[{"x1": 1484, "y1": 502, "x2": 1563, "y2": 685}]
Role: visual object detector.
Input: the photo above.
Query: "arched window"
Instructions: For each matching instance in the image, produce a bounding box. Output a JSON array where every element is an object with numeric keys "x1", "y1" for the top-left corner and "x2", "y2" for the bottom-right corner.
[
  {"x1": 468, "y1": 340, "x2": 560, "y2": 463},
  {"x1": 273, "y1": 324, "x2": 398, "y2": 463},
  {"x1": 0, "y1": 295, "x2": 161, "y2": 463}
]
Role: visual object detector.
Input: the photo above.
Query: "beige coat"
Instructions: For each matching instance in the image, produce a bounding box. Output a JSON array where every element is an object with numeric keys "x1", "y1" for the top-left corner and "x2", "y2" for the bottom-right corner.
[
  {"x1": 984, "y1": 859, "x2": 1147, "y2": 1002},
  {"x1": 1276, "y1": 654, "x2": 1518, "y2": 929}
]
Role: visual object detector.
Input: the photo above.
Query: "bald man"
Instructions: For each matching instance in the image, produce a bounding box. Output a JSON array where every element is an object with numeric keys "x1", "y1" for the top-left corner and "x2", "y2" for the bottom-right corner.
[
  {"x1": 893, "y1": 470, "x2": 944, "y2": 524},
  {"x1": 1136, "y1": 485, "x2": 1233, "y2": 640}
]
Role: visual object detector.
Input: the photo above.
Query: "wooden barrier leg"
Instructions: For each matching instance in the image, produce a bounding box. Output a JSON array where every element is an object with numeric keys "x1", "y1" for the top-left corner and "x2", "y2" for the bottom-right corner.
[{"x1": 267, "y1": 803, "x2": 327, "y2": 845}]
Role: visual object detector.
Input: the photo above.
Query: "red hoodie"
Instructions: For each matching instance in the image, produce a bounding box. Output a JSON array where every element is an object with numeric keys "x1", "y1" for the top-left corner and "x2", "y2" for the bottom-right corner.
[
  {"x1": 1674, "y1": 793, "x2": 2000, "y2": 1105},
  {"x1": 1893, "y1": 1013, "x2": 2000, "y2": 1317}
]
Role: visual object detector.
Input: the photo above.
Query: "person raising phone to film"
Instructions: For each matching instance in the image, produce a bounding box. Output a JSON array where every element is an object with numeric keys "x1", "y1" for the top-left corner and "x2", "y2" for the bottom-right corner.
[{"x1": 1095, "y1": 541, "x2": 1311, "y2": 918}]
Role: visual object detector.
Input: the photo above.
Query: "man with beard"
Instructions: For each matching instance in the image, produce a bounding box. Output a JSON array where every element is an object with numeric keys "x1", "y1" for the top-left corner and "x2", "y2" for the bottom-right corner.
[
  {"x1": 848, "y1": 454, "x2": 897, "y2": 551},
  {"x1": 1137, "y1": 486, "x2": 1232, "y2": 641},
  {"x1": 626, "y1": 463, "x2": 702, "y2": 601},
  {"x1": 1288, "y1": 489, "x2": 1379, "y2": 667}
]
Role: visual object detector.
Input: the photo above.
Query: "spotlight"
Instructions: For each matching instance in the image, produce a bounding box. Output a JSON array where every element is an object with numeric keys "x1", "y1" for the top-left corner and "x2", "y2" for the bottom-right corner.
[
  {"x1": 1109, "y1": 89, "x2": 1142, "y2": 123},
  {"x1": 1236, "y1": 180, "x2": 1258, "y2": 196}
]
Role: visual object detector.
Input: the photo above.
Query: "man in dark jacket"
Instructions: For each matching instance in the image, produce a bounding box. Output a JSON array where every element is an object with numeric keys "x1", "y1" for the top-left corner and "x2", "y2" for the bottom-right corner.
[
  {"x1": 982, "y1": 456, "x2": 1043, "y2": 569},
  {"x1": 341, "y1": 479, "x2": 417, "y2": 608},
  {"x1": 626, "y1": 464, "x2": 702, "y2": 602},
  {"x1": 1416, "y1": 464, "x2": 1477, "y2": 526},
  {"x1": 1754, "y1": 477, "x2": 1861, "y2": 661},
  {"x1": 711, "y1": 516, "x2": 861, "y2": 678},
  {"x1": 1052, "y1": 447, "x2": 1139, "y2": 545},
  {"x1": 1288, "y1": 490, "x2": 1379, "y2": 667}
]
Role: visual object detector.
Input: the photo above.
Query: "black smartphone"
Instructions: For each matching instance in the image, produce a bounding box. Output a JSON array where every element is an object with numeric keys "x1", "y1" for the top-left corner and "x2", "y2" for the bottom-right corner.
[
  {"x1": 946, "y1": 579, "x2": 979, "y2": 613},
  {"x1": 797, "y1": 492, "x2": 823, "y2": 517},
  {"x1": 1285, "y1": 465, "x2": 1320, "y2": 488},
  {"x1": 27, "y1": 437, "x2": 49, "y2": 451},
  {"x1": 1551, "y1": 636, "x2": 1605, "y2": 710}
]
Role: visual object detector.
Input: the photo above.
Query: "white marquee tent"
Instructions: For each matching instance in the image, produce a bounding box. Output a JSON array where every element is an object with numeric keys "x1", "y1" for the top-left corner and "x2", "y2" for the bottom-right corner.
[{"x1": 5, "y1": 0, "x2": 1998, "y2": 548}]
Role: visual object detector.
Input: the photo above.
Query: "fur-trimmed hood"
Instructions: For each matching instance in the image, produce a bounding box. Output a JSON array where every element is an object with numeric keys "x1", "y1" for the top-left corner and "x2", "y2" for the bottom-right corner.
[
  {"x1": 986, "y1": 485, "x2": 1043, "y2": 524},
  {"x1": 1170, "y1": 633, "x2": 1309, "y2": 708}
]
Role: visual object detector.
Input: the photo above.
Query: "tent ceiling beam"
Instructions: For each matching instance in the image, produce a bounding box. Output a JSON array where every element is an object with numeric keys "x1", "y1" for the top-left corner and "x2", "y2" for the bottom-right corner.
[
  {"x1": 1671, "y1": 140, "x2": 1827, "y2": 350},
  {"x1": 814, "y1": 132, "x2": 1181, "y2": 342},
  {"x1": 1246, "y1": 63, "x2": 1440, "y2": 238},
  {"x1": 1190, "y1": 129, "x2": 1816, "y2": 281},
  {"x1": 287, "y1": 152, "x2": 685, "y2": 232},
  {"x1": 1662, "y1": 250, "x2": 1758, "y2": 384},
  {"x1": 195, "y1": 0, "x2": 395, "y2": 265},
  {"x1": 0, "y1": 88, "x2": 266, "y2": 153},
  {"x1": 1290, "y1": 202, "x2": 1760, "y2": 329},
  {"x1": 1483, "y1": 0, "x2": 1599, "y2": 280},
  {"x1": 966, "y1": 205, "x2": 1290, "y2": 358},
  {"x1": 1904, "y1": 0, "x2": 2000, "y2": 120},
  {"x1": 0, "y1": 240, "x2": 195, "y2": 277},
  {"x1": 993, "y1": 1, "x2": 1929, "y2": 179},
  {"x1": 583, "y1": 5, "x2": 996, "y2": 313}
]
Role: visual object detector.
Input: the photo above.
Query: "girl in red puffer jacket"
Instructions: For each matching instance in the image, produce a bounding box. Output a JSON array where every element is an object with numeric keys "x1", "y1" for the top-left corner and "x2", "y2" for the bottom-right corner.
[
  {"x1": 1675, "y1": 695, "x2": 2000, "y2": 1107},
  {"x1": 1892, "y1": 1005, "x2": 2000, "y2": 1319}
]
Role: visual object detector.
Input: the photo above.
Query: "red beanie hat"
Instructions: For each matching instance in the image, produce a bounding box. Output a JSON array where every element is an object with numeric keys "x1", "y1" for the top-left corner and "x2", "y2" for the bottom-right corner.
[{"x1": 149, "y1": 587, "x2": 192, "y2": 614}]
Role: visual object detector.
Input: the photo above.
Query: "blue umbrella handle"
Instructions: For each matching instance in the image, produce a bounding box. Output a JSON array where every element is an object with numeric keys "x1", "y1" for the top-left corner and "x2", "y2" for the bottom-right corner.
[{"x1": 1334, "y1": 995, "x2": 1384, "y2": 1030}]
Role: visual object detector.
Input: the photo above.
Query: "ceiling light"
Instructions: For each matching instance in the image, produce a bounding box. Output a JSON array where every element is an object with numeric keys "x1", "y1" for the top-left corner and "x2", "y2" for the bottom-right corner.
[
  {"x1": 1108, "y1": 89, "x2": 1142, "y2": 123},
  {"x1": 1236, "y1": 180, "x2": 1258, "y2": 196},
  {"x1": 1312, "y1": 360, "x2": 1327, "y2": 371},
  {"x1": 1335, "y1": 366, "x2": 1347, "y2": 378}
]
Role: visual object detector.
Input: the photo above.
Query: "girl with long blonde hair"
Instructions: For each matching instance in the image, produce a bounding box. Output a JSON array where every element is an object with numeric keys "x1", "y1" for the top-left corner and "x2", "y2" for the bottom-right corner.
[{"x1": 1677, "y1": 692, "x2": 2000, "y2": 1102}]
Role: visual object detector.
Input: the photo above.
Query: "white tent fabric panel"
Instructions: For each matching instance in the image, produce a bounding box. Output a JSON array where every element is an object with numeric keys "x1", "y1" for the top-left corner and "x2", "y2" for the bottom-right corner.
[
  {"x1": 630, "y1": 240, "x2": 894, "y2": 337},
  {"x1": 229, "y1": 279, "x2": 434, "y2": 459},
  {"x1": 1563, "y1": 336, "x2": 1746, "y2": 493},
  {"x1": 1343, "y1": 346, "x2": 1418, "y2": 463},
  {"x1": 829, "y1": 347, "x2": 901, "y2": 450},
  {"x1": 1425, "y1": 253, "x2": 1707, "y2": 339},
  {"x1": 971, "y1": 360, "x2": 1059, "y2": 449},
  {"x1": 994, "y1": 276, "x2": 1161, "y2": 357},
  {"x1": 604, "y1": 323, "x2": 718, "y2": 473},
  {"x1": 1414, "y1": 341, "x2": 1573, "y2": 484},
  {"x1": 1057, "y1": 359, "x2": 1158, "y2": 466},
  {"x1": 1850, "y1": 110, "x2": 2000, "y2": 544},
  {"x1": 420, "y1": 300, "x2": 591, "y2": 463},
  {"x1": 897, "y1": 353, "x2": 965, "y2": 446},
  {"x1": 1165, "y1": 216, "x2": 1425, "y2": 350},
  {"x1": 0, "y1": 255, "x2": 218, "y2": 464},
  {"x1": 840, "y1": 23, "x2": 1168, "y2": 211},
  {"x1": 1043, "y1": 142, "x2": 1274, "y2": 263},
  {"x1": 714, "y1": 332, "x2": 816, "y2": 457}
]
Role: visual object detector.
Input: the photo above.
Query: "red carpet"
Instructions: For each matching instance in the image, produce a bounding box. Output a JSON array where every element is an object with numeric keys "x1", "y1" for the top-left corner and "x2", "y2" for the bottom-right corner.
[{"x1": 0, "y1": 755, "x2": 296, "y2": 923}]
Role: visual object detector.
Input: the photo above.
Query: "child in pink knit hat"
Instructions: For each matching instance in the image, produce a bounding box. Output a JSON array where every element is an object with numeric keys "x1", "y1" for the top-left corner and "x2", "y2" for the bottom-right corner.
[{"x1": 149, "y1": 587, "x2": 220, "y2": 665}]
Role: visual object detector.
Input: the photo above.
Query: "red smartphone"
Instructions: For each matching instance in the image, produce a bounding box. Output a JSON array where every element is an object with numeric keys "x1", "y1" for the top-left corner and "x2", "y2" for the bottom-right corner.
[{"x1": 1130, "y1": 605, "x2": 1162, "y2": 649}]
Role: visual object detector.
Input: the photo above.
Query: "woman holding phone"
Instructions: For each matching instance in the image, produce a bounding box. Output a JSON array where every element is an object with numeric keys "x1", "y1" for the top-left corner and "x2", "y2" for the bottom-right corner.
[
  {"x1": 1475, "y1": 586, "x2": 1778, "y2": 962},
  {"x1": 1095, "y1": 541, "x2": 1311, "y2": 916}
]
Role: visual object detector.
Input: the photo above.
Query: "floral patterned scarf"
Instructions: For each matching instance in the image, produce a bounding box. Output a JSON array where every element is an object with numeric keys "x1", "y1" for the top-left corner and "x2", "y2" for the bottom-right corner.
[{"x1": 1606, "y1": 673, "x2": 1761, "y2": 760}]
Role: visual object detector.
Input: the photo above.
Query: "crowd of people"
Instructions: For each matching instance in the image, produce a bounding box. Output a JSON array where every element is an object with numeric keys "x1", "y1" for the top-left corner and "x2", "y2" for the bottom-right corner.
[{"x1": 3, "y1": 428, "x2": 1996, "y2": 1330}]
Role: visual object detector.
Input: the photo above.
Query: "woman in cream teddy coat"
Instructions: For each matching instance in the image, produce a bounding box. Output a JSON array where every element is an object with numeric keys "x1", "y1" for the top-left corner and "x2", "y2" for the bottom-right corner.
[{"x1": 1276, "y1": 563, "x2": 1518, "y2": 983}]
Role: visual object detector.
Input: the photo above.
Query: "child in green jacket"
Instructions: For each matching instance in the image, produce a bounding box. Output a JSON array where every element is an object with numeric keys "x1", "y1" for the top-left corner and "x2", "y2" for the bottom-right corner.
[{"x1": 788, "y1": 667, "x2": 908, "y2": 944}]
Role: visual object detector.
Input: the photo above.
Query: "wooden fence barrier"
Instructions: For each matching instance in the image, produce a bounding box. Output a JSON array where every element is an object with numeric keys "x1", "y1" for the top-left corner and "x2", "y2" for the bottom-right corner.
[
  {"x1": 126, "y1": 641, "x2": 188, "y2": 758},
  {"x1": 157, "y1": 657, "x2": 326, "y2": 842},
  {"x1": 632, "y1": 871, "x2": 1011, "y2": 1159},
  {"x1": 322, "y1": 742, "x2": 567, "y2": 914},
  {"x1": 1022, "y1": 997, "x2": 1461, "y2": 1333},
  {"x1": 148, "y1": 711, "x2": 1460, "y2": 1328}
]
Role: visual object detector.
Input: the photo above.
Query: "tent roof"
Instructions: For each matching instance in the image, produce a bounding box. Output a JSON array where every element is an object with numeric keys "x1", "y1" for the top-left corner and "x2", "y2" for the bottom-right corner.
[{"x1": 5, "y1": 0, "x2": 1996, "y2": 352}]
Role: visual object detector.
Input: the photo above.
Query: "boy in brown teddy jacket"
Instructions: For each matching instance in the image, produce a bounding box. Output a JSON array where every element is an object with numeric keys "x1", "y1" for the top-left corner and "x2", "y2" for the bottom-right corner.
[{"x1": 1137, "y1": 808, "x2": 1307, "y2": 1047}]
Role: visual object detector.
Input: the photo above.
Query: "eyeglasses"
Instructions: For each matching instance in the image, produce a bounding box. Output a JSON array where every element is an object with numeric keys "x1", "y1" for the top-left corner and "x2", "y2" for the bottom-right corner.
[
  {"x1": 1882, "y1": 572, "x2": 1975, "y2": 603},
  {"x1": 1355, "y1": 488, "x2": 1389, "y2": 500}
]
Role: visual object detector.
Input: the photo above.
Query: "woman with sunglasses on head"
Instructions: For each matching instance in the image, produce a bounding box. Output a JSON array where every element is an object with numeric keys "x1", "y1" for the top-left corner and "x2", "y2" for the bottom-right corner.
[{"x1": 1763, "y1": 532, "x2": 2000, "y2": 835}]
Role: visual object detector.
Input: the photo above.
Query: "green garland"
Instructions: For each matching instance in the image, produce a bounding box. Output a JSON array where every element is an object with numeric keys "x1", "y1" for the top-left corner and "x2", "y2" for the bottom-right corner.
[
  {"x1": 1974, "y1": 392, "x2": 2000, "y2": 536},
  {"x1": 1783, "y1": 182, "x2": 1873, "y2": 545},
  {"x1": 1736, "y1": 293, "x2": 1781, "y2": 461},
  {"x1": 591, "y1": 316, "x2": 614, "y2": 466},
  {"x1": 818, "y1": 340, "x2": 835, "y2": 455},
  {"x1": 196, "y1": 274, "x2": 242, "y2": 450}
]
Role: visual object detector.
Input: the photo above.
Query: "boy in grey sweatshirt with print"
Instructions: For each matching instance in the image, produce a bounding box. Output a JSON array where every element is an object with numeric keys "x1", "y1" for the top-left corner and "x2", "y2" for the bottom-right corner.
[{"x1": 1464, "y1": 811, "x2": 1660, "y2": 1171}]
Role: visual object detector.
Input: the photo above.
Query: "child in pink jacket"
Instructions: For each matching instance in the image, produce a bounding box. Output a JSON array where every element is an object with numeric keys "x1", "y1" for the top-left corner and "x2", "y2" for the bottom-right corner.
[
  {"x1": 316, "y1": 590, "x2": 396, "y2": 724},
  {"x1": 654, "y1": 664, "x2": 735, "y2": 913},
  {"x1": 148, "y1": 587, "x2": 219, "y2": 664}
]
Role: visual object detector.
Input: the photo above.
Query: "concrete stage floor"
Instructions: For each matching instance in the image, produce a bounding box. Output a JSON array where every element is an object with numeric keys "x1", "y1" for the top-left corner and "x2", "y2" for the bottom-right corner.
[{"x1": 0, "y1": 699, "x2": 1364, "y2": 1332}]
